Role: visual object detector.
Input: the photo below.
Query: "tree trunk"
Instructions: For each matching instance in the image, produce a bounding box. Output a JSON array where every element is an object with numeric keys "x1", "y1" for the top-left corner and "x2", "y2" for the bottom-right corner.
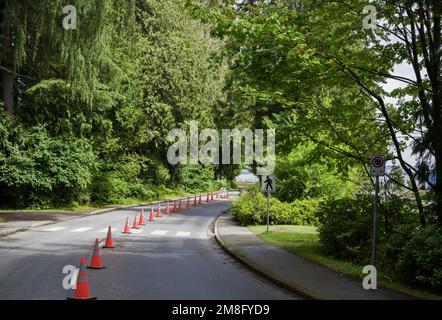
[
  {"x1": 433, "y1": 137, "x2": 442, "y2": 225},
  {"x1": 1, "y1": 59, "x2": 14, "y2": 115}
]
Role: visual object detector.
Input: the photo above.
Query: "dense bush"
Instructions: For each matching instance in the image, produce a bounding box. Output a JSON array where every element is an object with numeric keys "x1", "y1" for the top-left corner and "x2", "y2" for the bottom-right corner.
[
  {"x1": 0, "y1": 124, "x2": 96, "y2": 208},
  {"x1": 231, "y1": 187, "x2": 318, "y2": 226},
  {"x1": 387, "y1": 225, "x2": 442, "y2": 293},
  {"x1": 316, "y1": 195, "x2": 373, "y2": 262},
  {"x1": 316, "y1": 194, "x2": 442, "y2": 292},
  {"x1": 230, "y1": 188, "x2": 266, "y2": 225},
  {"x1": 316, "y1": 194, "x2": 420, "y2": 262},
  {"x1": 291, "y1": 198, "x2": 320, "y2": 226}
]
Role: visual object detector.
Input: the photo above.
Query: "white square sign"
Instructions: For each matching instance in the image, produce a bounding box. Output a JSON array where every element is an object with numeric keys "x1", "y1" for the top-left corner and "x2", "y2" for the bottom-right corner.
[
  {"x1": 370, "y1": 156, "x2": 385, "y2": 176},
  {"x1": 262, "y1": 175, "x2": 276, "y2": 193}
]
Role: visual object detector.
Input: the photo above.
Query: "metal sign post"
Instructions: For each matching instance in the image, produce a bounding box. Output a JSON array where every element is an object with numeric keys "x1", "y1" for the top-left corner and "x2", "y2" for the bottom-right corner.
[
  {"x1": 266, "y1": 190, "x2": 270, "y2": 233},
  {"x1": 371, "y1": 175, "x2": 380, "y2": 266},
  {"x1": 370, "y1": 156, "x2": 385, "y2": 267},
  {"x1": 262, "y1": 175, "x2": 276, "y2": 233}
]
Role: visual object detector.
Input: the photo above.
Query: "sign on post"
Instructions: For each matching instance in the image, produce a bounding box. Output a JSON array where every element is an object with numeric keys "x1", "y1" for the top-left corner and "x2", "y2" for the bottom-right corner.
[
  {"x1": 370, "y1": 156, "x2": 385, "y2": 176},
  {"x1": 262, "y1": 175, "x2": 276, "y2": 193},
  {"x1": 261, "y1": 175, "x2": 275, "y2": 233},
  {"x1": 370, "y1": 155, "x2": 385, "y2": 270}
]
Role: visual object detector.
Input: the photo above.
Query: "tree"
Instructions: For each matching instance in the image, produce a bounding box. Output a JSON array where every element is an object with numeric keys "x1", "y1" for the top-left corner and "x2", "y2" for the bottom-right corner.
[
  {"x1": 0, "y1": 0, "x2": 229, "y2": 208},
  {"x1": 188, "y1": 0, "x2": 442, "y2": 226}
]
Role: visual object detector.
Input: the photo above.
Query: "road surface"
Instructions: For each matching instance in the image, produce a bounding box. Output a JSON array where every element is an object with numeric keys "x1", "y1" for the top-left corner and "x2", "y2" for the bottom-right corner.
[{"x1": 0, "y1": 199, "x2": 298, "y2": 299}]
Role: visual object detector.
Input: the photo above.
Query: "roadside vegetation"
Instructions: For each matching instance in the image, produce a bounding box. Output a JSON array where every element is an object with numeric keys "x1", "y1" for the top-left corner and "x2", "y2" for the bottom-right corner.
[
  {"x1": 183, "y1": 0, "x2": 442, "y2": 296},
  {"x1": 1, "y1": 0, "x2": 441, "y2": 298},
  {"x1": 0, "y1": 0, "x2": 237, "y2": 210},
  {"x1": 248, "y1": 225, "x2": 442, "y2": 300},
  {"x1": 233, "y1": 185, "x2": 442, "y2": 295}
]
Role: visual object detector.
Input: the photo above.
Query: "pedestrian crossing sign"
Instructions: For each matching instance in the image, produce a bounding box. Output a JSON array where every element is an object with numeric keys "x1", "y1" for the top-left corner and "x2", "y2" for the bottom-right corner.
[{"x1": 262, "y1": 175, "x2": 276, "y2": 193}]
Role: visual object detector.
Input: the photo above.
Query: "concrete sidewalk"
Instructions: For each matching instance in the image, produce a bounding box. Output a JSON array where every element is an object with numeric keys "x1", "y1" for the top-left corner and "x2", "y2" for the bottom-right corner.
[{"x1": 215, "y1": 212, "x2": 414, "y2": 300}]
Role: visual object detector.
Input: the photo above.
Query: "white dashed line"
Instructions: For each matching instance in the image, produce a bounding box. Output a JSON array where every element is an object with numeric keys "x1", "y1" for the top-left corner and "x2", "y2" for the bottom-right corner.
[
  {"x1": 70, "y1": 227, "x2": 94, "y2": 232},
  {"x1": 130, "y1": 229, "x2": 144, "y2": 234},
  {"x1": 41, "y1": 227, "x2": 67, "y2": 232},
  {"x1": 98, "y1": 227, "x2": 118, "y2": 233},
  {"x1": 151, "y1": 230, "x2": 168, "y2": 236},
  {"x1": 176, "y1": 231, "x2": 191, "y2": 237}
]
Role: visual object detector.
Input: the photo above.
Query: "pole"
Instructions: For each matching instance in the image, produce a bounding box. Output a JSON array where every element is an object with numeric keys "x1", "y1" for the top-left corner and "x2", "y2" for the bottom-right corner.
[
  {"x1": 266, "y1": 190, "x2": 270, "y2": 233},
  {"x1": 371, "y1": 175, "x2": 379, "y2": 267}
]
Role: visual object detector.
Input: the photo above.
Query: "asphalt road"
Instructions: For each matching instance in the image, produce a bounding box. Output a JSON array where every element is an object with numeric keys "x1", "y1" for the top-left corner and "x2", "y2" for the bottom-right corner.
[{"x1": 0, "y1": 199, "x2": 298, "y2": 300}]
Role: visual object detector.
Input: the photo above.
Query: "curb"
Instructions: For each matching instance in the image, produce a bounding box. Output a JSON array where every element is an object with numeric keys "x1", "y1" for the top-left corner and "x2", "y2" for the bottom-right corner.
[{"x1": 213, "y1": 211, "x2": 321, "y2": 300}]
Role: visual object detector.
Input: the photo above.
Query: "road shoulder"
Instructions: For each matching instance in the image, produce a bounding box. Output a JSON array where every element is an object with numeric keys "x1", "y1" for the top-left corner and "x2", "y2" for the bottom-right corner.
[{"x1": 0, "y1": 203, "x2": 153, "y2": 238}]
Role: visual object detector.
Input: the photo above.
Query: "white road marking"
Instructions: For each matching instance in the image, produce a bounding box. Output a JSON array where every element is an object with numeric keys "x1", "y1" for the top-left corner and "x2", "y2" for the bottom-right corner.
[
  {"x1": 176, "y1": 231, "x2": 191, "y2": 237},
  {"x1": 70, "y1": 227, "x2": 94, "y2": 232},
  {"x1": 98, "y1": 227, "x2": 118, "y2": 233},
  {"x1": 130, "y1": 229, "x2": 144, "y2": 234},
  {"x1": 151, "y1": 230, "x2": 168, "y2": 236},
  {"x1": 42, "y1": 227, "x2": 67, "y2": 232}
]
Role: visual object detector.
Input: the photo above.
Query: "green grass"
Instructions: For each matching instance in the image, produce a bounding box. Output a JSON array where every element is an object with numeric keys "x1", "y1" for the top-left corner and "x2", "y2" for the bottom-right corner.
[
  {"x1": 249, "y1": 225, "x2": 442, "y2": 300},
  {"x1": 249, "y1": 224, "x2": 318, "y2": 234}
]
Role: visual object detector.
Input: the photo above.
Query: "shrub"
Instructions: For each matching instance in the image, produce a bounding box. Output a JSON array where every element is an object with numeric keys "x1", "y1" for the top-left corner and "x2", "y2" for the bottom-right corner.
[
  {"x1": 0, "y1": 126, "x2": 96, "y2": 208},
  {"x1": 291, "y1": 198, "x2": 320, "y2": 226},
  {"x1": 387, "y1": 225, "x2": 442, "y2": 293},
  {"x1": 316, "y1": 195, "x2": 373, "y2": 262},
  {"x1": 231, "y1": 188, "x2": 266, "y2": 225},
  {"x1": 230, "y1": 186, "x2": 310, "y2": 226},
  {"x1": 269, "y1": 199, "x2": 302, "y2": 225},
  {"x1": 91, "y1": 174, "x2": 131, "y2": 204}
]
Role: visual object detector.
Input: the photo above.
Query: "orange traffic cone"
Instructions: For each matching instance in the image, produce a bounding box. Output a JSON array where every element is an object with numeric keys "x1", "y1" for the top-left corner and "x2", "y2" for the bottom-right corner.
[
  {"x1": 178, "y1": 198, "x2": 182, "y2": 210},
  {"x1": 139, "y1": 209, "x2": 146, "y2": 225},
  {"x1": 166, "y1": 201, "x2": 170, "y2": 214},
  {"x1": 132, "y1": 215, "x2": 140, "y2": 229},
  {"x1": 103, "y1": 226, "x2": 114, "y2": 249},
  {"x1": 87, "y1": 239, "x2": 105, "y2": 269},
  {"x1": 198, "y1": 194, "x2": 202, "y2": 205},
  {"x1": 173, "y1": 200, "x2": 177, "y2": 213},
  {"x1": 206, "y1": 193, "x2": 210, "y2": 203},
  {"x1": 67, "y1": 257, "x2": 96, "y2": 300},
  {"x1": 157, "y1": 203, "x2": 162, "y2": 217},
  {"x1": 149, "y1": 207, "x2": 155, "y2": 221},
  {"x1": 122, "y1": 217, "x2": 131, "y2": 234},
  {"x1": 194, "y1": 195, "x2": 197, "y2": 206},
  {"x1": 186, "y1": 196, "x2": 190, "y2": 209}
]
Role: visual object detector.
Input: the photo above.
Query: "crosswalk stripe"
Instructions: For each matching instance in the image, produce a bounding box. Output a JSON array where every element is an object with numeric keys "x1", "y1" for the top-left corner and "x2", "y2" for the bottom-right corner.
[
  {"x1": 70, "y1": 227, "x2": 94, "y2": 232},
  {"x1": 98, "y1": 227, "x2": 118, "y2": 233},
  {"x1": 151, "y1": 230, "x2": 168, "y2": 236},
  {"x1": 42, "y1": 227, "x2": 67, "y2": 232},
  {"x1": 176, "y1": 231, "x2": 191, "y2": 237}
]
